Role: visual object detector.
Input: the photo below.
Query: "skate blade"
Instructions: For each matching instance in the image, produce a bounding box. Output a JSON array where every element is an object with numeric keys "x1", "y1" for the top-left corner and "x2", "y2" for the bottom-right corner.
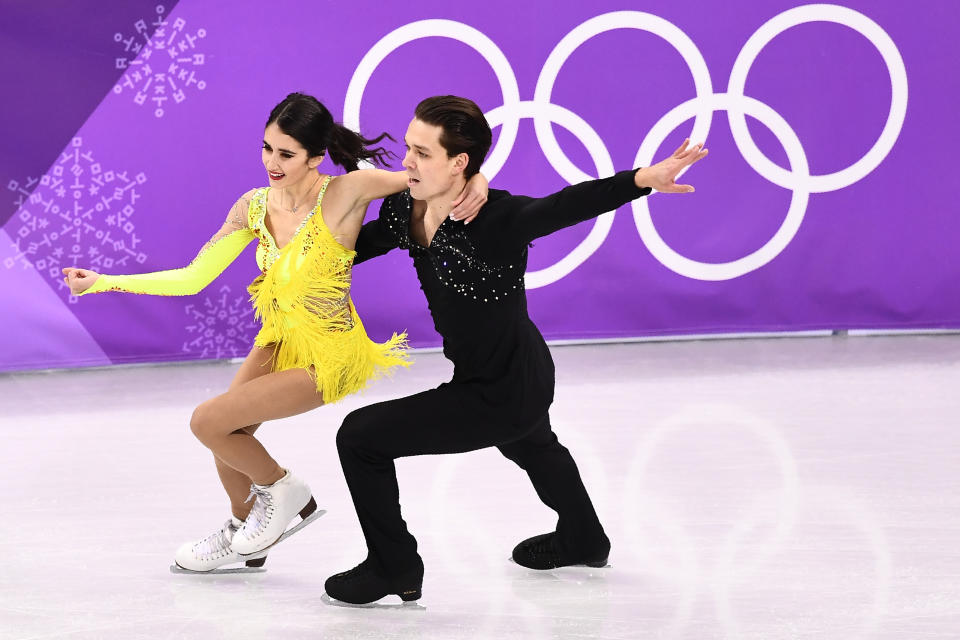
[
  {"x1": 320, "y1": 592, "x2": 425, "y2": 611},
  {"x1": 169, "y1": 563, "x2": 267, "y2": 575},
  {"x1": 236, "y1": 509, "x2": 326, "y2": 559},
  {"x1": 507, "y1": 557, "x2": 611, "y2": 569}
]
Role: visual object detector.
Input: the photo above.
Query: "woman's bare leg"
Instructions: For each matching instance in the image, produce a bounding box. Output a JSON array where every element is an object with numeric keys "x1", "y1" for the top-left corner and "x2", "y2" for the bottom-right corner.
[
  {"x1": 216, "y1": 444, "x2": 260, "y2": 521},
  {"x1": 214, "y1": 344, "x2": 275, "y2": 520},
  {"x1": 190, "y1": 361, "x2": 325, "y2": 487}
]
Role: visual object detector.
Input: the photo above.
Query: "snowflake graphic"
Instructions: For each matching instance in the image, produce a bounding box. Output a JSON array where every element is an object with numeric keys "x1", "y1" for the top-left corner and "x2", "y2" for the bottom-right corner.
[
  {"x1": 113, "y1": 4, "x2": 208, "y2": 118},
  {"x1": 183, "y1": 285, "x2": 258, "y2": 359},
  {"x1": 7, "y1": 175, "x2": 41, "y2": 212},
  {"x1": 4, "y1": 137, "x2": 149, "y2": 303}
]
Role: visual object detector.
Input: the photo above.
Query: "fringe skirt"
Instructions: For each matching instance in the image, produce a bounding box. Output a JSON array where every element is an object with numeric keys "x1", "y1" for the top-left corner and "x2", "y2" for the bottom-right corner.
[{"x1": 251, "y1": 298, "x2": 409, "y2": 404}]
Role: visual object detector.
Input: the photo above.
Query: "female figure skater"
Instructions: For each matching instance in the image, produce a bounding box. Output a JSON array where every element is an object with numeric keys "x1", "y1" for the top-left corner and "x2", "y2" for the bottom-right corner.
[{"x1": 61, "y1": 93, "x2": 488, "y2": 574}]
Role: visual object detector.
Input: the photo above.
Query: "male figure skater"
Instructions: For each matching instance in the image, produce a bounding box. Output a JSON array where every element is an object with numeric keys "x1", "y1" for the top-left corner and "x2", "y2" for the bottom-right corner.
[{"x1": 324, "y1": 96, "x2": 708, "y2": 605}]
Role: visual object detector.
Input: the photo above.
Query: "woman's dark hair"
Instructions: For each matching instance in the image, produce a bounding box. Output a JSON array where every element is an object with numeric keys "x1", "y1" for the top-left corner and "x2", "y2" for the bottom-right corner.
[
  {"x1": 414, "y1": 95, "x2": 492, "y2": 178},
  {"x1": 266, "y1": 92, "x2": 395, "y2": 172}
]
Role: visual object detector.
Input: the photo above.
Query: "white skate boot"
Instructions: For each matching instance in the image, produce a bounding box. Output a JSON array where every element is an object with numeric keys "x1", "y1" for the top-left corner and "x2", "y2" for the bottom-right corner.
[
  {"x1": 232, "y1": 470, "x2": 325, "y2": 557},
  {"x1": 170, "y1": 517, "x2": 269, "y2": 574}
]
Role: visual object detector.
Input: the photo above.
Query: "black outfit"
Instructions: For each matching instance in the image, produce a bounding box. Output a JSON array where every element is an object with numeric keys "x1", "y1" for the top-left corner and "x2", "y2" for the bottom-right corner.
[{"x1": 334, "y1": 170, "x2": 651, "y2": 588}]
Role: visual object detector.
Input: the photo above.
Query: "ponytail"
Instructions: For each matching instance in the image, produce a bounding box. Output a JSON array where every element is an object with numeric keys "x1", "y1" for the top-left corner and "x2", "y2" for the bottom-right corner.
[
  {"x1": 266, "y1": 92, "x2": 396, "y2": 173},
  {"x1": 327, "y1": 124, "x2": 396, "y2": 173}
]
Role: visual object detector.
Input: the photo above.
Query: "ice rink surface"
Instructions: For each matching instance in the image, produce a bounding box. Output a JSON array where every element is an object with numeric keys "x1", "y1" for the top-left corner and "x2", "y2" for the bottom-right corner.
[{"x1": 1, "y1": 335, "x2": 958, "y2": 639}]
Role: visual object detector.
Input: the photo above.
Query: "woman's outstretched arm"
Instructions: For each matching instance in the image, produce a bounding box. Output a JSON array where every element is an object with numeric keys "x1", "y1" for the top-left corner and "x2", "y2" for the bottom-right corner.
[
  {"x1": 336, "y1": 169, "x2": 489, "y2": 224},
  {"x1": 64, "y1": 191, "x2": 257, "y2": 297}
]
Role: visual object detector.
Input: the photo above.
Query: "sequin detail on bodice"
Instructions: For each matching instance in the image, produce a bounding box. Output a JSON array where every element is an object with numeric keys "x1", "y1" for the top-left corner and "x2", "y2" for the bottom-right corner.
[
  {"x1": 380, "y1": 190, "x2": 526, "y2": 303},
  {"x1": 247, "y1": 176, "x2": 356, "y2": 328},
  {"x1": 245, "y1": 176, "x2": 409, "y2": 403},
  {"x1": 249, "y1": 181, "x2": 326, "y2": 273}
]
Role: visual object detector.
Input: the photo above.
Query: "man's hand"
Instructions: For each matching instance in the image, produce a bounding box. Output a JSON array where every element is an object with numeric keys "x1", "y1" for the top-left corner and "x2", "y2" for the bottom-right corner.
[
  {"x1": 62, "y1": 267, "x2": 100, "y2": 295},
  {"x1": 634, "y1": 138, "x2": 709, "y2": 193}
]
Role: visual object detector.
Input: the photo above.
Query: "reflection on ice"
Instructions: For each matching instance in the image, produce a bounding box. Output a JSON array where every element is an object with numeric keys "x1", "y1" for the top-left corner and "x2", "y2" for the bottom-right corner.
[{"x1": 1, "y1": 335, "x2": 957, "y2": 639}]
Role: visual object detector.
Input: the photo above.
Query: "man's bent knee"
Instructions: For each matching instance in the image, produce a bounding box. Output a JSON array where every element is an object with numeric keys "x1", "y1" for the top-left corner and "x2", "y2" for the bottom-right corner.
[{"x1": 336, "y1": 406, "x2": 382, "y2": 452}]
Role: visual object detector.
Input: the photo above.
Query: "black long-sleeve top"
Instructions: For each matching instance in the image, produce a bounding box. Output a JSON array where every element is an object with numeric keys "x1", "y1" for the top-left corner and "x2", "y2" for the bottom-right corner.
[{"x1": 355, "y1": 170, "x2": 650, "y2": 420}]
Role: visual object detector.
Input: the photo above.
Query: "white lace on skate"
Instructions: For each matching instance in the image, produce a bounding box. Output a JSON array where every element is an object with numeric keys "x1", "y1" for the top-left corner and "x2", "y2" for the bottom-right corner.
[
  {"x1": 238, "y1": 485, "x2": 275, "y2": 543},
  {"x1": 192, "y1": 520, "x2": 237, "y2": 561}
]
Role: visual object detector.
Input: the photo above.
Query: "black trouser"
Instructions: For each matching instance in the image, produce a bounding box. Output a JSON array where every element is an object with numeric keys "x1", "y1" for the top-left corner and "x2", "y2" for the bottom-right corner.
[{"x1": 335, "y1": 381, "x2": 608, "y2": 577}]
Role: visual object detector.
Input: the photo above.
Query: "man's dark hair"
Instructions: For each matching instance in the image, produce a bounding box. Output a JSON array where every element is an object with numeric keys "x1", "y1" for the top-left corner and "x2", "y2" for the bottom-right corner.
[{"x1": 414, "y1": 96, "x2": 492, "y2": 178}]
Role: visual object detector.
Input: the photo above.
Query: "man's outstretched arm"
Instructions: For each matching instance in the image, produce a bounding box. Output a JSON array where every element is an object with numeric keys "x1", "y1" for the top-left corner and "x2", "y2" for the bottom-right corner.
[{"x1": 502, "y1": 139, "x2": 708, "y2": 244}]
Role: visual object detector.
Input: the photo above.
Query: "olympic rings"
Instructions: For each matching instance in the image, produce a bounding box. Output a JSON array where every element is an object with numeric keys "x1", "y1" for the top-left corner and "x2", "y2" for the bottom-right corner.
[
  {"x1": 345, "y1": 6, "x2": 906, "y2": 284},
  {"x1": 343, "y1": 19, "x2": 521, "y2": 179},
  {"x1": 726, "y1": 4, "x2": 908, "y2": 193},
  {"x1": 633, "y1": 93, "x2": 810, "y2": 281}
]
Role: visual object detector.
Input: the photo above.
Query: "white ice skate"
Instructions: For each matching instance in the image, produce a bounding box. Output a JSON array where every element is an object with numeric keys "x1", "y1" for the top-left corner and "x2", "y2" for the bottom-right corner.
[
  {"x1": 232, "y1": 470, "x2": 324, "y2": 557},
  {"x1": 170, "y1": 517, "x2": 269, "y2": 575}
]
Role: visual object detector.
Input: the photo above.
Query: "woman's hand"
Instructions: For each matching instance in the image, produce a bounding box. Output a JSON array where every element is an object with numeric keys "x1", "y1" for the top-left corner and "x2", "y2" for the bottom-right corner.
[
  {"x1": 62, "y1": 267, "x2": 101, "y2": 295},
  {"x1": 634, "y1": 138, "x2": 709, "y2": 193},
  {"x1": 450, "y1": 172, "x2": 489, "y2": 224}
]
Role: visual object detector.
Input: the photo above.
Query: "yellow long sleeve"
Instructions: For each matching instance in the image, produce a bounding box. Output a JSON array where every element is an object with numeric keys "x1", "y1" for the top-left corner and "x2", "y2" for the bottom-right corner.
[
  {"x1": 79, "y1": 228, "x2": 254, "y2": 296},
  {"x1": 78, "y1": 192, "x2": 256, "y2": 297}
]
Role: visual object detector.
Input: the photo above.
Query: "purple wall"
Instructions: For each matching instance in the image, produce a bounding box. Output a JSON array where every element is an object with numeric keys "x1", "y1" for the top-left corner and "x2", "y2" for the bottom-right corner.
[{"x1": 2, "y1": 1, "x2": 957, "y2": 371}]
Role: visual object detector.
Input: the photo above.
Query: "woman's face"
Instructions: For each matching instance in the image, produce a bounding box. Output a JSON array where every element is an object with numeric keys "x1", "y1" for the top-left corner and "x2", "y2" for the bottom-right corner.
[{"x1": 262, "y1": 122, "x2": 320, "y2": 187}]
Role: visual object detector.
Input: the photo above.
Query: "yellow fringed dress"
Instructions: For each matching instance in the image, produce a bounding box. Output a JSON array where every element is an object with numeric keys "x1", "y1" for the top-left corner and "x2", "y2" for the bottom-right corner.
[{"x1": 80, "y1": 176, "x2": 409, "y2": 403}]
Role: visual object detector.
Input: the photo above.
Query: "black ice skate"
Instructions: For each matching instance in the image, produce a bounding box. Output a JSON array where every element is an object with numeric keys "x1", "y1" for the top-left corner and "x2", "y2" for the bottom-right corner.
[
  {"x1": 322, "y1": 559, "x2": 424, "y2": 607},
  {"x1": 511, "y1": 532, "x2": 610, "y2": 570}
]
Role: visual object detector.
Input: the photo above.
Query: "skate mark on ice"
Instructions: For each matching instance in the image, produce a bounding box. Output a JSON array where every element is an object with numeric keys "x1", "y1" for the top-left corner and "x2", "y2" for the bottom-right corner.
[
  {"x1": 320, "y1": 592, "x2": 426, "y2": 611},
  {"x1": 507, "y1": 557, "x2": 611, "y2": 569},
  {"x1": 170, "y1": 553, "x2": 268, "y2": 575}
]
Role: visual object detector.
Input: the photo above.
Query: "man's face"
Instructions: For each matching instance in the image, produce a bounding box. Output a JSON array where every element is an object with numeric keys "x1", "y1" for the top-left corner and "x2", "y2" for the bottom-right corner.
[{"x1": 402, "y1": 118, "x2": 465, "y2": 201}]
